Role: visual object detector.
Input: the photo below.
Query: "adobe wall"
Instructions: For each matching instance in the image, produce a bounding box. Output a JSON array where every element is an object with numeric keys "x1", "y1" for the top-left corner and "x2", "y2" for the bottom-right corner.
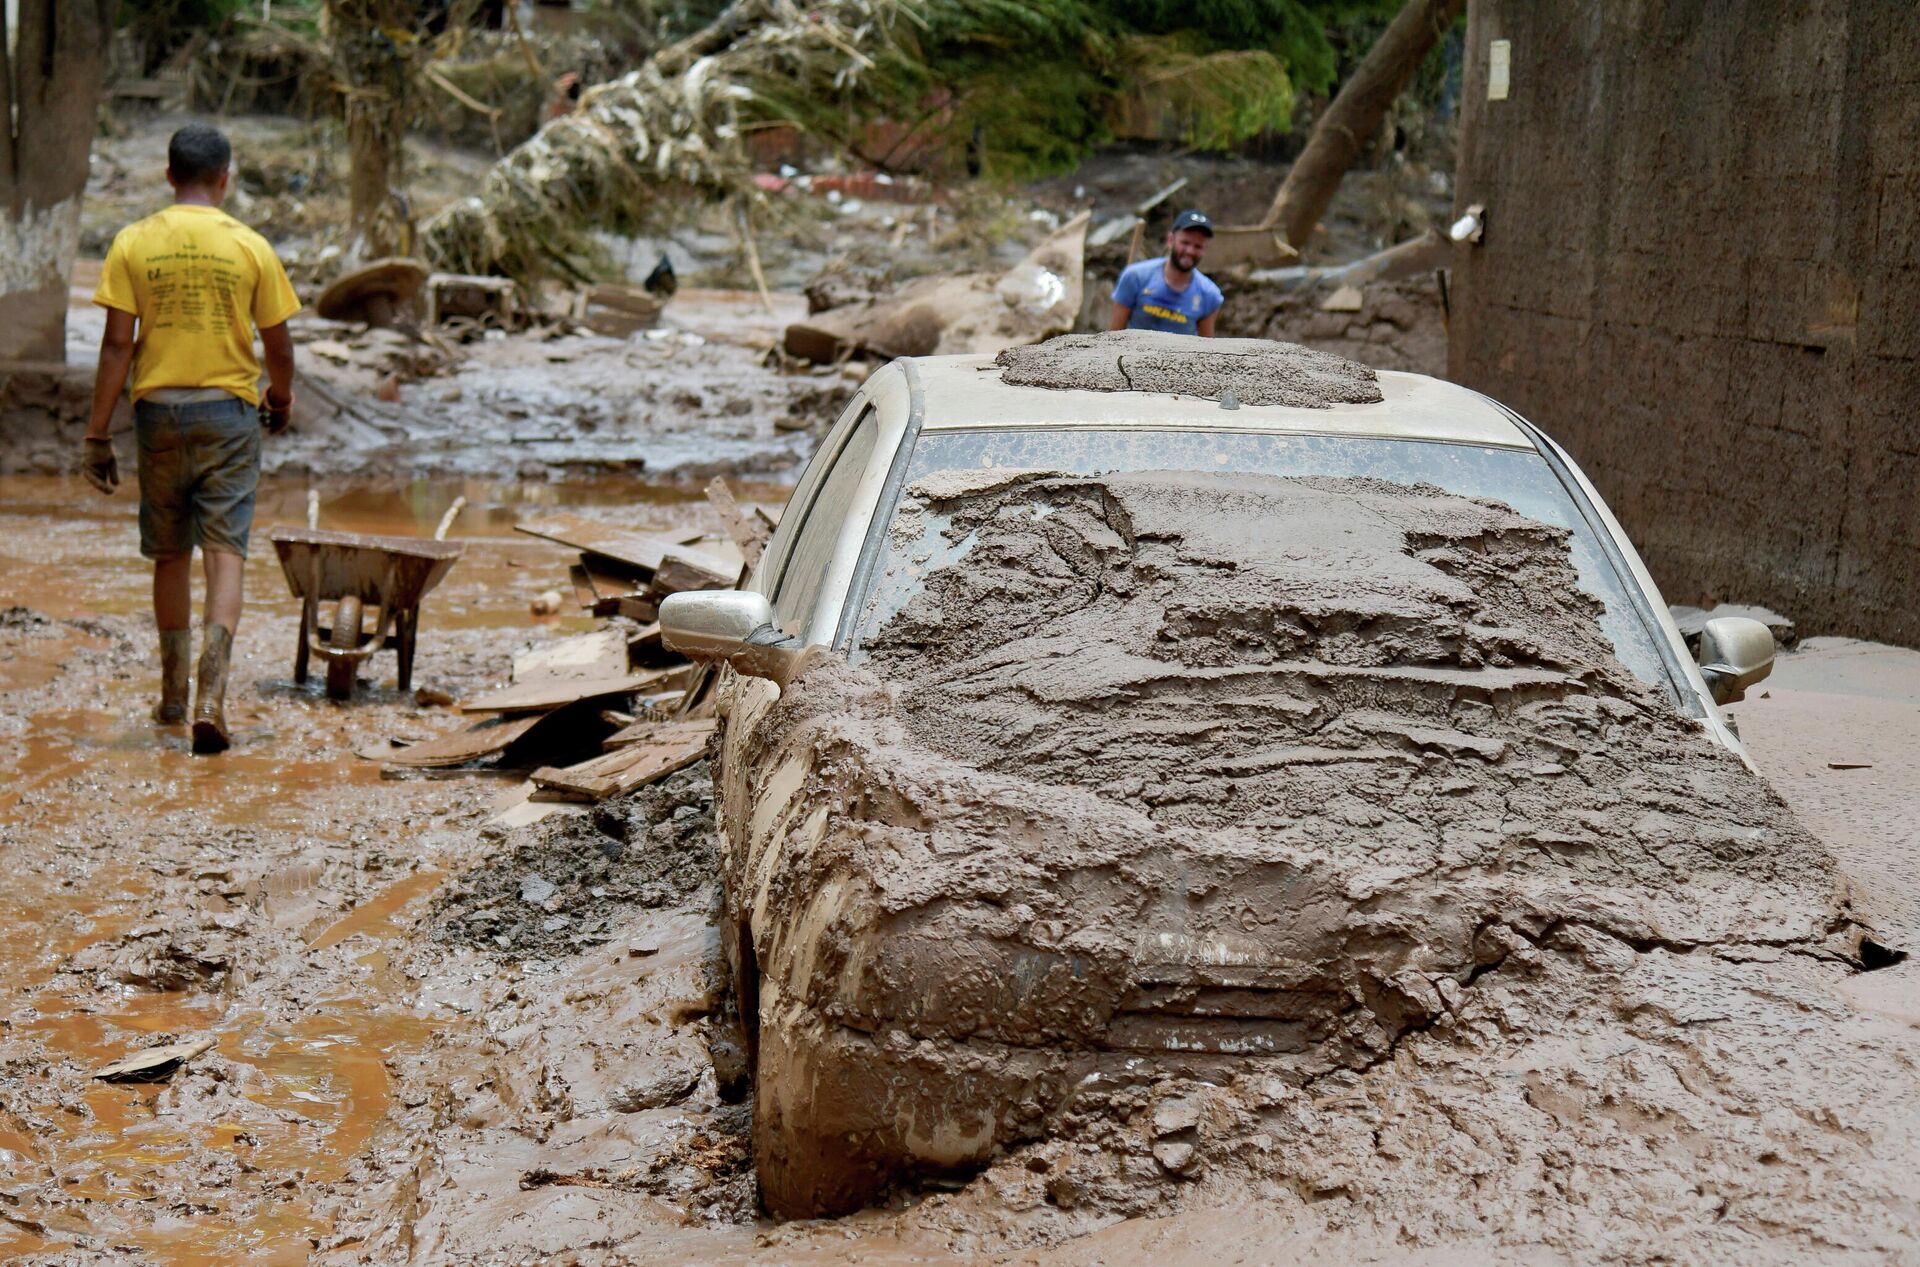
[{"x1": 1449, "y1": 1, "x2": 1919, "y2": 644}]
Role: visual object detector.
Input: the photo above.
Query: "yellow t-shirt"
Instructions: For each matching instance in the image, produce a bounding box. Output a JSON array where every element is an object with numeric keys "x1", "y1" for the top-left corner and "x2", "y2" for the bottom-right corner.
[{"x1": 93, "y1": 204, "x2": 301, "y2": 406}]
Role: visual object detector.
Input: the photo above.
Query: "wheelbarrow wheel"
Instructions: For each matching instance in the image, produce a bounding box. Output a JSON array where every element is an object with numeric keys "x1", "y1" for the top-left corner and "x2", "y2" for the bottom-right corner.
[{"x1": 327, "y1": 595, "x2": 363, "y2": 701}]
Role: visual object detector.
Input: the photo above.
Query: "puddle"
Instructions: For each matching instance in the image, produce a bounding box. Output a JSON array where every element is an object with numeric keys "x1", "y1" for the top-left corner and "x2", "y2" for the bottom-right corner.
[{"x1": 309, "y1": 869, "x2": 446, "y2": 949}]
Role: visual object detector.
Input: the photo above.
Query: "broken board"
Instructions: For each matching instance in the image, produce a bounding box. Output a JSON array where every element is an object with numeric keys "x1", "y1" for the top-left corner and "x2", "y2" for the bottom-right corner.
[
  {"x1": 513, "y1": 514, "x2": 706, "y2": 580},
  {"x1": 459, "y1": 666, "x2": 678, "y2": 714},
  {"x1": 704, "y1": 476, "x2": 770, "y2": 568},
  {"x1": 603, "y1": 717, "x2": 716, "y2": 750},
  {"x1": 530, "y1": 720, "x2": 714, "y2": 802},
  {"x1": 512, "y1": 628, "x2": 628, "y2": 684},
  {"x1": 645, "y1": 548, "x2": 740, "y2": 601},
  {"x1": 368, "y1": 711, "x2": 546, "y2": 768}
]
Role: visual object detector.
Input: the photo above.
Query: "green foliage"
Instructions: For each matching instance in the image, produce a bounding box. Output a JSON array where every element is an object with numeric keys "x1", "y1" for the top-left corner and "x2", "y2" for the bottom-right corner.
[{"x1": 777, "y1": 0, "x2": 1418, "y2": 181}]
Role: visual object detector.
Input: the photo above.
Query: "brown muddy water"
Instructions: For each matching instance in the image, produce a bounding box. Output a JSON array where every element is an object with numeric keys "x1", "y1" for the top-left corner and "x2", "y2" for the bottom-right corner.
[{"x1": 4, "y1": 472, "x2": 1920, "y2": 1265}]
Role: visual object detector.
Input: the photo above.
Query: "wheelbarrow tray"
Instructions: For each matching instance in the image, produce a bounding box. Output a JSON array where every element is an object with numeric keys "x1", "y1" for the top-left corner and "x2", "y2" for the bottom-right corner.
[
  {"x1": 268, "y1": 527, "x2": 463, "y2": 609},
  {"x1": 268, "y1": 526, "x2": 464, "y2": 698}
]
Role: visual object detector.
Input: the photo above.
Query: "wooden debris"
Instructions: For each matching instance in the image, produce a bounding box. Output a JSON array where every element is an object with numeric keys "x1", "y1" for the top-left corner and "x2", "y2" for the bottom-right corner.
[
  {"x1": 602, "y1": 717, "x2": 715, "y2": 750},
  {"x1": 567, "y1": 564, "x2": 600, "y2": 610},
  {"x1": 513, "y1": 628, "x2": 628, "y2": 684},
  {"x1": 94, "y1": 1037, "x2": 216, "y2": 1082},
  {"x1": 705, "y1": 476, "x2": 770, "y2": 568},
  {"x1": 573, "y1": 283, "x2": 665, "y2": 338},
  {"x1": 426, "y1": 273, "x2": 516, "y2": 328},
  {"x1": 530, "y1": 720, "x2": 715, "y2": 802},
  {"x1": 596, "y1": 594, "x2": 660, "y2": 622},
  {"x1": 373, "y1": 712, "x2": 546, "y2": 768},
  {"x1": 645, "y1": 548, "x2": 738, "y2": 602},
  {"x1": 459, "y1": 667, "x2": 679, "y2": 714},
  {"x1": 513, "y1": 514, "x2": 703, "y2": 581}
]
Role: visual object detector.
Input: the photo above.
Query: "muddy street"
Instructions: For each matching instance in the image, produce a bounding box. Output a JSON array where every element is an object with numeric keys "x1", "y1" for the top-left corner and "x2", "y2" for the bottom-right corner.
[
  {"x1": 3, "y1": 462, "x2": 1919, "y2": 1264},
  {"x1": 3, "y1": 0, "x2": 1918, "y2": 1259}
]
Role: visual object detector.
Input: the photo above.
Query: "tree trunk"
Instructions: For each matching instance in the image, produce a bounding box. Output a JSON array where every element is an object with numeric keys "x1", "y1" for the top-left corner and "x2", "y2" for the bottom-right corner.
[
  {"x1": 1263, "y1": 0, "x2": 1463, "y2": 247},
  {"x1": 328, "y1": 0, "x2": 420, "y2": 260},
  {"x1": 0, "y1": 1, "x2": 116, "y2": 362}
]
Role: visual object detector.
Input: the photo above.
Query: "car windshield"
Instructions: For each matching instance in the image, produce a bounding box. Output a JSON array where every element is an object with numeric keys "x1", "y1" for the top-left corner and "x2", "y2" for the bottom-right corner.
[{"x1": 849, "y1": 428, "x2": 1683, "y2": 707}]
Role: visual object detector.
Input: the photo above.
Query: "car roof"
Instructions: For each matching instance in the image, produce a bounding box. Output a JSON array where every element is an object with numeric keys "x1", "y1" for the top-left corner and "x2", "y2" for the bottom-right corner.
[{"x1": 906, "y1": 354, "x2": 1533, "y2": 450}]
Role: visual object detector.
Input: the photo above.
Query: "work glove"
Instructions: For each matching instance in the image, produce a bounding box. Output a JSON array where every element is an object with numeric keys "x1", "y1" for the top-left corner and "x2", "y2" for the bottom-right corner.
[
  {"x1": 81, "y1": 437, "x2": 119, "y2": 494},
  {"x1": 259, "y1": 388, "x2": 294, "y2": 436}
]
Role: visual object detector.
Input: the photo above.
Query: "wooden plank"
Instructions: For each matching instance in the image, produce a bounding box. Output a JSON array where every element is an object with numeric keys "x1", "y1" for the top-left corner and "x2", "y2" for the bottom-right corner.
[
  {"x1": 366, "y1": 711, "x2": 547, "y2": 768},
  {"x1": 513, "y1": 514, "x2": 706, "y2": 579},
  {"x1": 581, "y1": 562, "x2": 640, "y2": 599},
  {"x1": 459, "y1": 667, "x2": 676, "y2": 714},
  {"x1": 529, "y1": 722, "x2": 712, "y2": 801},
  {"x1": 593, "y1": 594, "x2": 659, "y2": 622},
  {"x1": 567, "y1": 564, "x2": 599, "y2": 610},
  {"x1": 704, "y1": 477, "x2": 769, "y2": 568},
  {"x1": 512, "y1": 628, "x2": 628, "y2": 684},
  {"x1": 602, "y1": 718, "x2": 716, "y2": 750},
  {"x1": 645, "y1": 548, "x2": 738, "y2": 601}
]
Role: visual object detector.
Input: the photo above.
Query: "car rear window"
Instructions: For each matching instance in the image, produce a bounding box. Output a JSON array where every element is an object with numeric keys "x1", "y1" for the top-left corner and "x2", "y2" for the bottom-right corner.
[{"x1": 850, "y1": 428, "x2": 1680, "y2": 704}]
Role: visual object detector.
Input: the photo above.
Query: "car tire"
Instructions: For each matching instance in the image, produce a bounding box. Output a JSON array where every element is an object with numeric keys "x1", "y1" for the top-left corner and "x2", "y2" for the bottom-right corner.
[{"x1": 752, "y1": 993, "x2": 893, "y2": 1219}]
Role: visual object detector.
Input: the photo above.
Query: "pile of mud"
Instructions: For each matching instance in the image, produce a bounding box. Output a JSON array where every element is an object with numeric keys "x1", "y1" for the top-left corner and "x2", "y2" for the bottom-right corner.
[
  {"x1": 994, "y1": 330, "x2": 1383, "y2": 407},
  {"x1": 433, "y1": 763, "x2": 716, "y2": 957},
  {"x1": 740, "y1": 470, "x2": 1877, "y2": 1214}
]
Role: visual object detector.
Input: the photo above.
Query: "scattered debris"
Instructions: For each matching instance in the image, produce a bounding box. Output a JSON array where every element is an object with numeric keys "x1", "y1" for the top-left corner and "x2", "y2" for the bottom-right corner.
[
  {"x1": 93, "y1": 1037, "x2": 217, "y2": 1083},
  {"x1": 459, "y1": 668, "x2": 683, "y2": 715},
  {"x1": 531, "y1": 719, "x2": 714, "y2": 803},
  {"x1": 784, "y1": 212, "x2": 1091, "y2": 363},
  {"x1": 573, "y1": 283, "x2": 665, "y2": 338},
  {"x1": 425, "y1": 272, "x2": 517, "y2": 330}
]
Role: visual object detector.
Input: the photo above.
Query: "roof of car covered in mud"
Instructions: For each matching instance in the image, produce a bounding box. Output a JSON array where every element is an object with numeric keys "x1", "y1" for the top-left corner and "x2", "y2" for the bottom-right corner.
[{"x1": 909, "y1": 354, "x2": 1533, "y2": 450}]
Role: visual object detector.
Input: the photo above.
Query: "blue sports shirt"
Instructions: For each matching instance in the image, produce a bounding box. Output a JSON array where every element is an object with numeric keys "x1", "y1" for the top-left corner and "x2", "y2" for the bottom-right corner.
[{"x1": 1112, "y1": 257, "x2": 1223, "y2": 335}]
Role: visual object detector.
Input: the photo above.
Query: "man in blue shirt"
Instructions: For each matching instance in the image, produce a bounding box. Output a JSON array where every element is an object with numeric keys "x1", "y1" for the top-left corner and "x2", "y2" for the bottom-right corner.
[{"x1": 1109, "y1": 209, "x2": 1224, "y2": 337}]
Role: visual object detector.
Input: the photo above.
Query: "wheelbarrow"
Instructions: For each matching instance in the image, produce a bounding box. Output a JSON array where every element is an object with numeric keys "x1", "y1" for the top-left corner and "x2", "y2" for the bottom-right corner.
[{"x1": 268, "y1": 496, "x2": 465, "y2": 700}]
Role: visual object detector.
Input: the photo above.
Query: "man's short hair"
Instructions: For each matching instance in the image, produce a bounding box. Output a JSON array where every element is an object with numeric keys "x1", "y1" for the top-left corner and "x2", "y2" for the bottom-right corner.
[{"x1": 168, "y1": 124, "x2": 231, "y2": 187}]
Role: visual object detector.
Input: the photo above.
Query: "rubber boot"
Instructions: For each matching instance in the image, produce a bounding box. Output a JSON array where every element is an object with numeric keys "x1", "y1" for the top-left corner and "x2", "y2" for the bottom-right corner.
[
  {"x1": 191, "y1": 624, "x2": 234, "y2": 755},
  {"x1": 154, "y1": 628, "x2": 191, "y2": 724}
]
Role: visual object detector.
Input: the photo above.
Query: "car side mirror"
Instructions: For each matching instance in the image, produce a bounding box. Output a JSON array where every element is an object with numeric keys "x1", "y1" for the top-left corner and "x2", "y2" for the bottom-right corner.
[
  {"x1": 1695, "y1": 615, "x2": 1775, "y2": 705},
  {"x1": 660, "y1": 590, "x2": 810, "y2": 687}
]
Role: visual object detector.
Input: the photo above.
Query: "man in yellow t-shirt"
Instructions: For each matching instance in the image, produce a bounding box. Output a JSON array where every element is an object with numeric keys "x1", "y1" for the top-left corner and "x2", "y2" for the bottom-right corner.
[{"x1": 84, "y1": 123, "x2": 301, "y2": 756}]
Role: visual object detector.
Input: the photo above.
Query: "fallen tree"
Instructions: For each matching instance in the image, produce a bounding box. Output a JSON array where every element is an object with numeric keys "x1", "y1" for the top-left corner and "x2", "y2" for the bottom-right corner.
[
  {"x1": 1263, "y1": 0, "x2": 1464, "y2": 248},
  {"x1": 422, "y1": 0, "x2": 910, "y2": 281}
]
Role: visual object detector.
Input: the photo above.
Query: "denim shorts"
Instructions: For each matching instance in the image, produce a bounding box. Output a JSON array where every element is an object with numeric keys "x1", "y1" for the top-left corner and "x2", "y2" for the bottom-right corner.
[{"x1": 134, "y1": 394, "x2": 261, "y2": 559}]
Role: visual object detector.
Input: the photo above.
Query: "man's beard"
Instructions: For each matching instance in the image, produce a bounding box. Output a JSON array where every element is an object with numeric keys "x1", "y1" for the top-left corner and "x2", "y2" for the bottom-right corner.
[{"x1": 1169, "y1": 250, "x2": 1199, "y2": 273}]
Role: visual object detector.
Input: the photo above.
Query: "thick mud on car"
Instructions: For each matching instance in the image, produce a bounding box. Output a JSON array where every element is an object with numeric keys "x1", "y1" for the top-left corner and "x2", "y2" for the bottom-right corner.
[{"x1": 663, "y1": 332, "x2": 1871, "y2": 1218}]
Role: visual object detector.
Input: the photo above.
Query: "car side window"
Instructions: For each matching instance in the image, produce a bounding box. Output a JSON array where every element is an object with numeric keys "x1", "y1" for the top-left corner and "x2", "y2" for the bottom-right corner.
[{"x1": 772, "y1": 406, "x2": 879, "y2": 638}]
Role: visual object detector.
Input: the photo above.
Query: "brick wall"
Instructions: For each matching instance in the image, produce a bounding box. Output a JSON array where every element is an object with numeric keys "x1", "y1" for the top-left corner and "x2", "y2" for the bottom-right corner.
[{"x1": 1449, "y1": 1, "x2": 1919, "y2": 644}]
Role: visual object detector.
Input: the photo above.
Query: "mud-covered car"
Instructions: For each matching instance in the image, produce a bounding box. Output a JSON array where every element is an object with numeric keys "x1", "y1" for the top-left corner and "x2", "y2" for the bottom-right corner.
[{"x1": 662, "y1": 331, "x2": 1826, "y2": 1218}]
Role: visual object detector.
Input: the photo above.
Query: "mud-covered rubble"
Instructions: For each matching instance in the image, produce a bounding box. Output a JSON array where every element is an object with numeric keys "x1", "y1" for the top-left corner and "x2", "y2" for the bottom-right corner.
[
  {"x1": 434, "y1": 764, "x2": 718, "y2": 957},
  {"x1": 726, "y1": 468, "x2": 1896, "y2": 1231}
]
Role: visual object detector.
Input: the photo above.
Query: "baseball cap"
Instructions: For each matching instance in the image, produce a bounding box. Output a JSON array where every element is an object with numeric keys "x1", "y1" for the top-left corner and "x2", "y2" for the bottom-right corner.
[{"x1": 1170, "y1": 209, "x2": 1214, "y2": 236}]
